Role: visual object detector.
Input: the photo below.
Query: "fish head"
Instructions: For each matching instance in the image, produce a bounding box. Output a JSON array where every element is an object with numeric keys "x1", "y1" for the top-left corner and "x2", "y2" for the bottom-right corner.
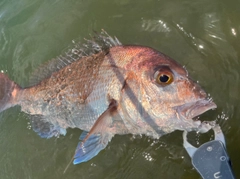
[{"x1": 113, "y1": 46, "x2": 217, "y2": 135}]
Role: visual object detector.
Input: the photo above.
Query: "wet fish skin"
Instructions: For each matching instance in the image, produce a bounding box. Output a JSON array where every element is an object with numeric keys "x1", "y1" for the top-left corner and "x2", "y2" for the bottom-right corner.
[
  {"x1": 102, "y1": 46, "x2": 212, "y2": 135},
  {"x1": 19, "y1": 46, "x2": 205, "y2": 134},
  {"x1": 0, "y1": 33, "x2": 216, "y2": 164}
]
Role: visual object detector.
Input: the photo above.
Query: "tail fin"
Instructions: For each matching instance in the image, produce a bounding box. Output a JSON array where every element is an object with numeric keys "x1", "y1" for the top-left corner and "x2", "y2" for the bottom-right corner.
[{"x1": 0, "y1": 73, "x2": 21, "y2": 113}]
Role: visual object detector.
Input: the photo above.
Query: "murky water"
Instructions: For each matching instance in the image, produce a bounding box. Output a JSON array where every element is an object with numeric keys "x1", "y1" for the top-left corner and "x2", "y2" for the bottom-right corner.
[{"x1": 0, "y1": 0, "x2": 239, "y2": 178}]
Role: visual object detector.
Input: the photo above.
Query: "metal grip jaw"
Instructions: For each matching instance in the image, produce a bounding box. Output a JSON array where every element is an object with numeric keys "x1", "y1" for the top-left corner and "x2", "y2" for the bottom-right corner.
[{"x1": 183, "y1": 124, "x2": 235, "y2": 179}]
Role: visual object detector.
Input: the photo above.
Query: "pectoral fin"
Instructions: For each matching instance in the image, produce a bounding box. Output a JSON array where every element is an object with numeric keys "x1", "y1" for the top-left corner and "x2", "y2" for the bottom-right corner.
[
  {"x1": 73, "y1": 131, "x2": 112, "y2": 164},
  {"x1": 73, "y1": 100, "x2": 117, "y2": 164}
]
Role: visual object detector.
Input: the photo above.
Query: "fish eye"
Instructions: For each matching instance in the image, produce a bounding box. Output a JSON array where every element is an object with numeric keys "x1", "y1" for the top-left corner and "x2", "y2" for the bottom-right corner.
[{"x1": 154, "y1": 68, "x2": 174, "y2": 85}]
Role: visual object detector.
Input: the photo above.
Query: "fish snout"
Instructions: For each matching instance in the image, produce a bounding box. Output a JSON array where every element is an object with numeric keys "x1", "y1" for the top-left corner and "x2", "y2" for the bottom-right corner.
[
  {"x1": 188, "y1": 79, "x2": 207, "y2": 99},
  {"x1": 175, "y1": 79, "x2": 217, "y2": 120}
]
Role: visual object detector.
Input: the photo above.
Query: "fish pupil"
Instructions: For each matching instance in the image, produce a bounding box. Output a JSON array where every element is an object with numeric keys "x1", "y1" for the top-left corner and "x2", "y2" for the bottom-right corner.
[{"x1": 160, "y1": 74, "x2": 169, "y2": 83}]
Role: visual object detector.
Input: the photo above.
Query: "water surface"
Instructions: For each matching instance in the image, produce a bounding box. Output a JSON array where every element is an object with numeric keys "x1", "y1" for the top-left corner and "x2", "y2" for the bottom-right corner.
[{"x1": 0, "y1": 0, "x2": 239, "y2": 178}]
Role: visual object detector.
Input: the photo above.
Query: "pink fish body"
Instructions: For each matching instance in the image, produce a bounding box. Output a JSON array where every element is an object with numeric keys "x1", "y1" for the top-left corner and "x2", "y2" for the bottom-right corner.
[{"x1": 0, "y1": 32, "x2": 216, "y2": 164}]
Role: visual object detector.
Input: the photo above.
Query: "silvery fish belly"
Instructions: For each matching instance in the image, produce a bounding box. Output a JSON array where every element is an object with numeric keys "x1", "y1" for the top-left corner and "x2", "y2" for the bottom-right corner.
[{"x1": 0, "y1": 31, "x2": 216, "y2": 165}]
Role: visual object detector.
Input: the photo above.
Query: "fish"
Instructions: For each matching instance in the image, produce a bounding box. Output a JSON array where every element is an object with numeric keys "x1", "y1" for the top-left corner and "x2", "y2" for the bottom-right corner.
[{"x1": 0, "y1": 31, "x2": 217, "y2": 165}]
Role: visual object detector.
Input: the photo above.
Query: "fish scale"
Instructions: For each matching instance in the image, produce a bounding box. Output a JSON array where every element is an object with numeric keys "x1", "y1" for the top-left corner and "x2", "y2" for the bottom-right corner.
[{"x1": 0, "y1": 31, "x2": 216, "y2": 165}]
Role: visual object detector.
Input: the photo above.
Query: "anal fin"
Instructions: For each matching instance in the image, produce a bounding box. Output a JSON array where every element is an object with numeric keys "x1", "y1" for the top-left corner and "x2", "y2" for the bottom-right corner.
[
  {"x1": 73, "y1": 99, "x2": 117, "y2": 164},
  {"x1": 31, "y1": 115, "x2": 66, "y2": 139}
]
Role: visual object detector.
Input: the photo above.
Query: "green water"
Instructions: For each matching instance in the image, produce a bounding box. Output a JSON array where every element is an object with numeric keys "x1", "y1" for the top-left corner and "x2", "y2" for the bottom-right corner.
[{"x1": 0, "y1": 0, "x2": 239, "y2": 178}]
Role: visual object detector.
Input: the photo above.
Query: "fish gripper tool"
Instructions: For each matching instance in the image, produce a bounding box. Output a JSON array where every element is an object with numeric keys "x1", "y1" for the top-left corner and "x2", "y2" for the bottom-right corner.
[{"x1": 183, "y1": 124, "x2": 235, "y2": 179}]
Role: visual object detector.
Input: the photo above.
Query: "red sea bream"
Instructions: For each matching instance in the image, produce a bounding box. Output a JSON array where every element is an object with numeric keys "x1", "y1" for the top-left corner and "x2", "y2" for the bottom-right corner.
[{"x1": 0, "y1": 31, "x2": 216, "y2": 164}]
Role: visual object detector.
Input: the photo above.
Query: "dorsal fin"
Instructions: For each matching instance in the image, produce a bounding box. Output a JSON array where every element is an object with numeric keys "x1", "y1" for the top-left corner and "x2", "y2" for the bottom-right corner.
[{"x1": 29, "y1": 30, "x2": 122, "y2": 86}]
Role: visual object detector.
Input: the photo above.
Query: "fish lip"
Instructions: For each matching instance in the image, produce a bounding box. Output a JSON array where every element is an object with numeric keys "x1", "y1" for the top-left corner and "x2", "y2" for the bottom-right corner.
[{"x1": 175, "y1": 99, "x2": 217, "y2": 120}]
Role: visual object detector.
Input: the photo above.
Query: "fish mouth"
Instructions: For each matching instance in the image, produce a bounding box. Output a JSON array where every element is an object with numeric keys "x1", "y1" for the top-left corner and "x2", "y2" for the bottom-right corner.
[{"x1": 175, "y1": 99, "x2": 217, "y2": 120}]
